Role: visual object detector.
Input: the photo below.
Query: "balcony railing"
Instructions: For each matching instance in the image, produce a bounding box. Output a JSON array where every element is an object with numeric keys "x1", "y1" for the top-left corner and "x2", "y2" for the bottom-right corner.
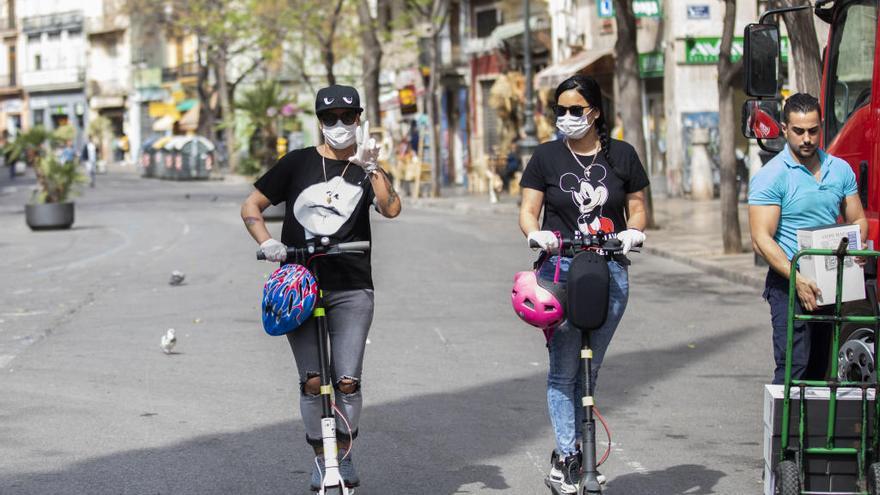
[
  {"x1": 0, "y1": 17, "x2": 16, "y2": 32},
  {"x1": 161, "y1": 62, "x2": 200, "y2": 82},
  {"x1": 85, "y1": 14, "x2": 128, "y2": 34},
  {"x1": 0, "y1": 72, "x2": 17, "y2": 88},
  {"x1": 22, "y1": 11, "x2": 83, "y2": 34}
]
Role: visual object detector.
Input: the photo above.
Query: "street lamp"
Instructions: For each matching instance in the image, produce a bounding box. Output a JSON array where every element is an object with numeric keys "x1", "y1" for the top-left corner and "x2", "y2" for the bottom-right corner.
[{"x1": 518, "y1": 0, "x2": 540, "y2": 166}]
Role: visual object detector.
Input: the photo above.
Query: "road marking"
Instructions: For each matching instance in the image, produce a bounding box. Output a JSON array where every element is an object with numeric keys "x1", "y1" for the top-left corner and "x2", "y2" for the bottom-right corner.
[
  {"x1": 432, "y1": 327, "x2": 448, "y2": 344},
  {"x1": 0, "y1": 310, "x2": 48, "y2": 317},
  {"x1": 605, "y1": 442, "x2": 649, "y2": 474},
  {"x1": 37, "y1": 226, "x2": 132, "y2": 274},
  {"x1": 525, "y1": 450, "x2": 549, "y2": 477}
]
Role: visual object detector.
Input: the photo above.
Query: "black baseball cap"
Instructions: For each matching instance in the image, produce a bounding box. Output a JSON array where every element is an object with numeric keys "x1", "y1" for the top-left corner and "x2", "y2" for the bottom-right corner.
[{"x1": 315, "y1": 85, "x2": 363, "y2": 114}]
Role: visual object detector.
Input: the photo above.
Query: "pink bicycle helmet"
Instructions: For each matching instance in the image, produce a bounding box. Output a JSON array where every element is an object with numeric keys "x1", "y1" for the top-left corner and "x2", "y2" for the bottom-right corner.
[{"x1": 511, "y1": 270, "x2": 565, "y2": 330}]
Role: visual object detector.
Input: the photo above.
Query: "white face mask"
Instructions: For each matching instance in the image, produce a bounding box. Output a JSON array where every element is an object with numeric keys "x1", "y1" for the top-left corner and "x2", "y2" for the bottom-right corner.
[
  {"x1": 322, "y1": 122, "x2": 358, "y2": 149},
  {"x1": 556, "y1": 111, "x2": 595, "y2": 140}
]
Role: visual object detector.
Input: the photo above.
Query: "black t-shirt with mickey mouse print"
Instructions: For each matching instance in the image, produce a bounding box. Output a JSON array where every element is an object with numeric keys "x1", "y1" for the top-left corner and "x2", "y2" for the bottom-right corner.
[{"x1": 519, "y1": 138, "x2": 649, "y2": 238}]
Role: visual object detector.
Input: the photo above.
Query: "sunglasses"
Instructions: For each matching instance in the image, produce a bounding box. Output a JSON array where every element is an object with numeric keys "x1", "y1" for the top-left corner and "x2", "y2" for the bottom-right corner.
[
  {"x1": 555, "y1": 105, "x2": 593, "y2": 118},
  {"x1": 319, "y1": 111, "x2": 359, "y2": 126}
]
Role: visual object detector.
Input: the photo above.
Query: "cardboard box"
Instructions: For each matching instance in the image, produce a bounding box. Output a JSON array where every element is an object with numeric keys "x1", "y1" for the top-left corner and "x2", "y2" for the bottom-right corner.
[
  {"x1": 796, "y1": 224, "x2": 865, "y2": 306},
  {"x1": 763, "y1": 385, "x2": 876, "y2": 495}
]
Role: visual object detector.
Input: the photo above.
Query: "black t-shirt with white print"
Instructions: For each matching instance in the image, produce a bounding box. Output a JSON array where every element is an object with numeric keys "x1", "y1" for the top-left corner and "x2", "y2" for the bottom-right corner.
[
  {"x1": 519, "y1": 138, "x2": 649, "y2": 238},
  {"x1": 254, "y1": 147, "x2": 376, "y2": 291}
]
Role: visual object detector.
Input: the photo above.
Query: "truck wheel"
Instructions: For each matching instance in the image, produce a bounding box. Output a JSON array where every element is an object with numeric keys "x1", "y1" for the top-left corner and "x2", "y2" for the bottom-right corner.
[
  {"x1": 868, "y1": 462, "x2": 880, "y2": 495},
  {"x1": 774, "y1": 461, "x2": 799, "y2": 495}
]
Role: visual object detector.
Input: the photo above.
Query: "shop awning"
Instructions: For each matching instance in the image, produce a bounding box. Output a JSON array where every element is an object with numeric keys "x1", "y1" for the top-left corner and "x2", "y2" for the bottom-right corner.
[
  {"x1": 152, "y1": 115, "x2": 176, "y2": 132},
  {"x1": 536, "y1": 49, "x2": 613, "y2": 89},
  {"x1": 176, "y1": 98, "x2": 198, "y2": 112},
  {"x1": 465, "y1": 16, "x2": 549, "y2": 55},
  {"x1": 178, "y1": 104, "x2": 200, "y2": 132}
]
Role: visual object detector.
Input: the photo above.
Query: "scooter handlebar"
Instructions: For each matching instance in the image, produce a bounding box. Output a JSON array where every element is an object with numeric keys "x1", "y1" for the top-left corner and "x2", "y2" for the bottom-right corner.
[{"x1": 256, "y1": 240, "x2": 372, "y2": 260}]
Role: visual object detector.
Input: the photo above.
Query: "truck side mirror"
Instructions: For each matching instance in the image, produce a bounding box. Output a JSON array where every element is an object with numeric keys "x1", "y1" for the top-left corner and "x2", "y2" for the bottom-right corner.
[
  {"x1": 743, "y1": 23, "x2": 780, "y2": 97},
  {"x1": 741, "y1": 99, "x2": 782, "y2": 139}
]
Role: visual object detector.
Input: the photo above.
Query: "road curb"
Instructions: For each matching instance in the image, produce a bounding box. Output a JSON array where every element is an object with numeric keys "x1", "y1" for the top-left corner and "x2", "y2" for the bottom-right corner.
[
  {"x1": 642, "y1": 245, "x2": 765, "y2": 289},
  {"x1": 409, "y1": 199, "x2": 766, "y2": 290}
]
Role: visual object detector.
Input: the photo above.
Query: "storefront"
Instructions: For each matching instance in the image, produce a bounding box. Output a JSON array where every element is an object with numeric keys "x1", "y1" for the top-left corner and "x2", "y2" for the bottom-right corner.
[{"x1": 28, "y1": 90, "x2": 88, "y2": 146}]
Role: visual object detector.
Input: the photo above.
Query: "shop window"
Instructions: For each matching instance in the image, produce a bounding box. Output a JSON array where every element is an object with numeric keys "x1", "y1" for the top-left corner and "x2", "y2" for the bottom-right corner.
[
  {"x1": 475, "y1": 6, "x2": 500, "y2": 38},
  {"x1": 32, "y1": 110, "x2": 43, "y2": 126}
]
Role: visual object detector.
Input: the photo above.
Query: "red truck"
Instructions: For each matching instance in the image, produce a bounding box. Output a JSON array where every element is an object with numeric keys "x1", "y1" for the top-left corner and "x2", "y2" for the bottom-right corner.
[
  {"x1": 742, "y1": 3, "x2": 879, "y2": 493},
  {"x1": 744, "y1": 1, "x2": 879, "y2": 240}
]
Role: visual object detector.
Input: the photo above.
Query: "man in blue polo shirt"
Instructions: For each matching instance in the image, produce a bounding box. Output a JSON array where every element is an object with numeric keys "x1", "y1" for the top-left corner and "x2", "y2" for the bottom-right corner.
[{"x1": 749, "y1": 93, "x2": 867, "y2": 384}]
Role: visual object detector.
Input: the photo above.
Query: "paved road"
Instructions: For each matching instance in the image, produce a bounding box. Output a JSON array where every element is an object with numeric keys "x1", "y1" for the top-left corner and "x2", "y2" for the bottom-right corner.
[{"x1": 0, "y1": 168, "x2": 771, "y2": 494}]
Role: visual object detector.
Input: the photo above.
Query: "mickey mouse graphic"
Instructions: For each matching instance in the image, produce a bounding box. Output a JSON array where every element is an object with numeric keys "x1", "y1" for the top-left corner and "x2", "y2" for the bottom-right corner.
[{"x1": 559, "y1": 164, "x2": 615, "y2": 235}]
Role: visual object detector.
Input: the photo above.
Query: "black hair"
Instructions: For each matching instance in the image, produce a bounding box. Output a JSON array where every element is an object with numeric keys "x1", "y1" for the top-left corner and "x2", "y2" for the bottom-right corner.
[
  {"x1": 554, "y1": 75, "x2": 613, "y2": 169},
  {"x1": 783, "y1": 92, "x2": 822, "y2": 123}
]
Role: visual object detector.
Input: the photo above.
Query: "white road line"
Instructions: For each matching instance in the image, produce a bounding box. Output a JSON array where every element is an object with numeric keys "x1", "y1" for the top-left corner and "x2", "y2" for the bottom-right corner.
[
  {"x1": 525, "y1": 450, "x2": 549, "y2": 477},
  {"x1": 37, "y1": 226, "x2": 132, "y2": 274},
  {"x1": 432, "y1": 327, "x2": 448, "y2": 344}
]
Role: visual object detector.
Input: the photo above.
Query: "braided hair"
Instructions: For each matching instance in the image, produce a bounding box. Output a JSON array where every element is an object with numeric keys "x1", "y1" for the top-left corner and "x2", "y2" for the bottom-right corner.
[{"x1": 554, "y1": 75, "x2": 615, "y2": 170}]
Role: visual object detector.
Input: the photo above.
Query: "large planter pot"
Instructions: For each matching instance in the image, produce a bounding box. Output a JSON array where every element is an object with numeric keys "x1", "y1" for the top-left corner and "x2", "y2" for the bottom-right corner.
[
  {"x1": 25, "y1": 202, "x2": 75, "y2": 231},
  {"x1": 263, "y1": 202, "x2": 285, "y2": 222}
]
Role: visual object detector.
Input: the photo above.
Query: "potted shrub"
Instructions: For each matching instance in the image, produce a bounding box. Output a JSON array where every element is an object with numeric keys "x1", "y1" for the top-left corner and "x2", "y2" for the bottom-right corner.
[{"x1": 5, "y1": 125, "x2": 86, "y2": 230}]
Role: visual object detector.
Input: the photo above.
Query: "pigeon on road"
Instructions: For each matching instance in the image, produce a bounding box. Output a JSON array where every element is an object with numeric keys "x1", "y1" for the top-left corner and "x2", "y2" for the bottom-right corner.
[{"x1": 160, "y1": 328, "x2": 177, "y2": 354}]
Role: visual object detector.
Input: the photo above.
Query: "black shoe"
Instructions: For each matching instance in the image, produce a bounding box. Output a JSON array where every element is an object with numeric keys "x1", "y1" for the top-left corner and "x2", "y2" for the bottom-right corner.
[{"x1": 552, "y1": 451, "x2": 581, "y2": 494}]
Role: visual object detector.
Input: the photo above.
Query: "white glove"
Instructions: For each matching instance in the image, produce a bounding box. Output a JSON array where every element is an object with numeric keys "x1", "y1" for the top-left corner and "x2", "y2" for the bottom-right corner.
[
  {"x1": 260, "y1": 238, "x2": 287, "y2": 262},
  {"x1": 351, "y1": 120, "x2": 380, "y2": 173},
  {"x1": 527, "y1": 231, "x2": 559, "y2": 252},
  {"x1": 617, "y1": 229, "x2": 646, "y2": 255}
]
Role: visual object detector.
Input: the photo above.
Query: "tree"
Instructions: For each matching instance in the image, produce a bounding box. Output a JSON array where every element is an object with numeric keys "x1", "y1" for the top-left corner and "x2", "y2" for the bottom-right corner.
[
  {"x1": 775, "y1": 0, "x2": 822, "y2": 96},
  {"x1": 717, "y1": 0, "x2": 744, "y2": 253},
  {"x1": 125, "y1": 0, "x2": 273, "y2": 173},
  {"x1": 613, "y1": 0, "x2": 655, "y2": 228},
  {"x1": 405, "y1": 0, "x2": 449, "y2": 197},
  {"x1": 356, "y1": 0, "x2": 383, "y2": 124}
]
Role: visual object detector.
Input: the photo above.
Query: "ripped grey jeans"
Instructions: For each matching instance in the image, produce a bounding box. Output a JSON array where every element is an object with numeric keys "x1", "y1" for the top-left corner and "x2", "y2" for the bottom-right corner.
[{"x1": 286, "y1": 289, "x2": 374, "y2": 446}]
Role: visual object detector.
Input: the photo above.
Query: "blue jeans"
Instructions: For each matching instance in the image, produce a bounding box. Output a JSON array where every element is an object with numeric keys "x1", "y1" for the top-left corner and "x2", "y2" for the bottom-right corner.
[{"x1": 538, "y1": 257, "x2": 629, "y2": 456}]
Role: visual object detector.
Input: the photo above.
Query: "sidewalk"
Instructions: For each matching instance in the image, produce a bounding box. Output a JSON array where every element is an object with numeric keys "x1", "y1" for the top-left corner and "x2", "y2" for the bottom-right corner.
[{"x1": 409, "y1": 188, "x2": 767, "y2": 289}]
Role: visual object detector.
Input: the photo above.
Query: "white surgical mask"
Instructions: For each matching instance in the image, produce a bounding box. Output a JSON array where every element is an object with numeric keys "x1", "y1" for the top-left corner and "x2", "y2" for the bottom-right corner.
[
  {"x1": 322, "y1": 122, "x2": 358, "y2": 149},
  {"x1": 556, "y1": 111, "x2": 594, "y2": 140}
]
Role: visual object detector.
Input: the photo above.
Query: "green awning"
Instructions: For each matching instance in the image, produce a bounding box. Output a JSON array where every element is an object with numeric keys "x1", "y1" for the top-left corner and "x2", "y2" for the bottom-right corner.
[{"x1": 176, "y1": 99, "x2": 198, "y2": 112}]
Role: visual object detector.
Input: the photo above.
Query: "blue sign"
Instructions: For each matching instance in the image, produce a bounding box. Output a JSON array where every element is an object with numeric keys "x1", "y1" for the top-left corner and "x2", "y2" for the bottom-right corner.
[
  {"x1": 598, "y1": 0, "x2": 613, "y2": 18},
  {"x1": 687, "y1": 4, "x2": 710, "y2": 19}
]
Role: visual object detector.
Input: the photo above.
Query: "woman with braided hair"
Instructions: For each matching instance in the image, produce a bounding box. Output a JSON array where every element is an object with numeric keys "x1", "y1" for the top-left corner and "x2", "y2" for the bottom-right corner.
[{"x1": 518, "y1": 74, "x2": 649, "y2": 493}]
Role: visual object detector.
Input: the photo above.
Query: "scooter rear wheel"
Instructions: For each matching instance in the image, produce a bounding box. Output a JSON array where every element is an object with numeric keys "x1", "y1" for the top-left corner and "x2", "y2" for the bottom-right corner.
[{"x1": 774, "y1": 461, "x2": 799, "y2": 495}]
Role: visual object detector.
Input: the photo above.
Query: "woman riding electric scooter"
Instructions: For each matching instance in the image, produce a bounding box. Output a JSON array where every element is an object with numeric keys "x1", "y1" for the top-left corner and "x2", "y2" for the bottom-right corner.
[
  {"x1": 241, "y1": 85, "x2": 401, "y2": 492},
  {"x1": 518, "y1": 75, "x2": 649, "y2": 493}
]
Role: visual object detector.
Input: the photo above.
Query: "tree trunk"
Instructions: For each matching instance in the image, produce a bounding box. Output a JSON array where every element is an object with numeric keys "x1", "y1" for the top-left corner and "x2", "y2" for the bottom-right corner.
[
  {"x1": 428, "y1": 28, "x2": 442, "y2": 197},
  {"x1": 613, "y1": 0, "x2": 654, "y2": 228},
  {"x1": 196, "y1": 43, "x2": 216, "y2": 139},
  {"x1": 356, "y1": 0, "x2": 383, "y2": 124},
  {"x1": 777, "y1": 0, "x2": 822, "y2": 96},
  {"x1": 215, "y1": 48, "x2": 238, "y2": 174},
  {"x1": 718, "y1": 0, "x2": 743, "y2": 254},
  {"x1": 322, "y1": 43, "x2": 337, "y2": 86}
]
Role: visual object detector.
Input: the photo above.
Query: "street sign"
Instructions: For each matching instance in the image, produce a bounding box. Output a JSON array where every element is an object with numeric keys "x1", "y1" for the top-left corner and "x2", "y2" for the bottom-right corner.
[
  {"x1": 687, "y1": 5, "x2": 710, "y2": 19},
  {"x1": 598, "y1": 0, "x2": 660, "y2": 19},
  {"x1": 685, "y1": 36, "x2": 790, "y2": 64}
]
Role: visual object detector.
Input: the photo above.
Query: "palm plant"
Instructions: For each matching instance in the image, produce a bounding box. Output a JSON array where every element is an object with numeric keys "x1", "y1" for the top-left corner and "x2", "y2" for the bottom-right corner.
[
  {"x1": 236, "y1": 81, "x2": 288, "y2": 170},
  {"x1": 4, "y1": 125, "x2": 85, "y2": 203}
]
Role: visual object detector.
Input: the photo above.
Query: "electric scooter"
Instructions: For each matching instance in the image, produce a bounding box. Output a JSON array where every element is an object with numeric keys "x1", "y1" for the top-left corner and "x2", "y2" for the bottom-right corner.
[
  {"x1": 533, "y1": 231, "x2": 630, "y2": 495},
  {"x1": 259, "y1": 237, "x2": 370, "y2": 495}
]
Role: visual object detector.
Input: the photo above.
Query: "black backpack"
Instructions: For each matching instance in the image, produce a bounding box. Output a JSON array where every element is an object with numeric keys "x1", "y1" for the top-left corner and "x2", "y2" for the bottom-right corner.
[{"x1": 566, "y1": 251, "x2": 610, "y2": 330}]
